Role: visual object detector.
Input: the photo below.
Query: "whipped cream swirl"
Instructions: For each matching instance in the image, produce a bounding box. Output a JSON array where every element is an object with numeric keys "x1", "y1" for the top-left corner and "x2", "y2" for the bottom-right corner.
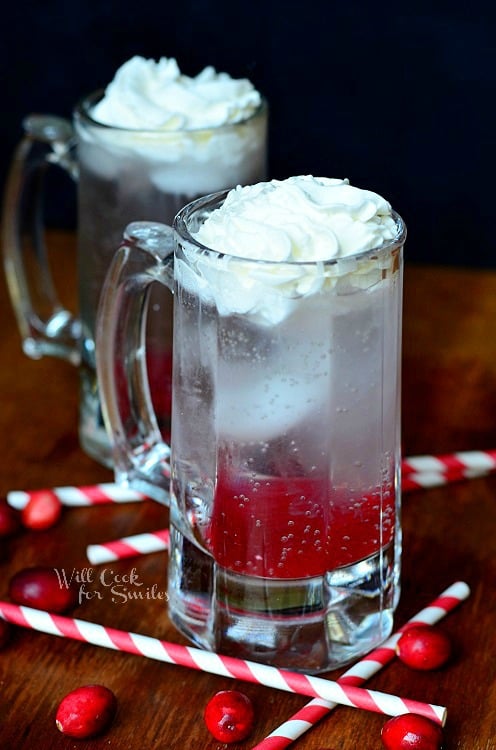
[
  {"x1": 183, "y1": 176, "x2": 402, "y2": 325},
  {"x1": 91, "y1": 56, "x2": 262, "y2": 130},
  {"x1": 194, "y1": 176, "x2": 397, "y2": 261}
]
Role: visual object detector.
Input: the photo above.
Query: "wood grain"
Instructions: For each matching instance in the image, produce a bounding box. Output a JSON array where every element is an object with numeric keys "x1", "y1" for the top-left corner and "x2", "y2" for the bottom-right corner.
[{"x1": 0, "y1": 235, "x2": 495, "y2": 748}]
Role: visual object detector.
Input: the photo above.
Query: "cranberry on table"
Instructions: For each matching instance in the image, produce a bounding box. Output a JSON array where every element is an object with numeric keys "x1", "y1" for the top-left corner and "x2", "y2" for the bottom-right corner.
[
  {"x1": 0, "y1": 499, "x2": 22, "y2": 538},
  {"x1": 381, "y1": 714, "x2": 444, "y2": 750},
  {"x1": 204, "y1": 690, "x2": 255, "y2": 743},
  {"x1": 396, "y1": 626, "x2": 452, "y2": 670},
  {"x1": 55, "y1": 684, "x2": 117, "y2": 739},
  {"x1": 9, "y1": 566, "x2": 79, "y2": 613},
  {"x1": 21, "y1": 491, "x2": 62, "y2": 530}
]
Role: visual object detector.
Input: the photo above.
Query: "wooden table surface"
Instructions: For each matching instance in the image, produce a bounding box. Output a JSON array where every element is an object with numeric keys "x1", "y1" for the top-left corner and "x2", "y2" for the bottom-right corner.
[{"x1": 1, "y1": 232, "x2": 495, "y2": 749}]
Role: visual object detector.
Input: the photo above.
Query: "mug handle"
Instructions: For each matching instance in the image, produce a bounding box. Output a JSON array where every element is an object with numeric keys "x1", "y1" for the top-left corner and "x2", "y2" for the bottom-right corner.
[
  {"x1": 2, "y1": 115, "x2": 81, "y2": 364},
  {"x1": 96, "y1": 221, "x2": 175, "y2": 505}
]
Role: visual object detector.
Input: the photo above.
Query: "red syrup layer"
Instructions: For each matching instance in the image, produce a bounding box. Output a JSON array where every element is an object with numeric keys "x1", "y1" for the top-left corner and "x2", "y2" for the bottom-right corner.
[
  {"x1": 206, "y1": 469, "x2": 395, "y2": 579},
  {"x1": 115, "y1": 349, "x2": 172, "y2": 442},
  {"x1": 146, "y1": 349, "x2": 172, "y2": 441}
]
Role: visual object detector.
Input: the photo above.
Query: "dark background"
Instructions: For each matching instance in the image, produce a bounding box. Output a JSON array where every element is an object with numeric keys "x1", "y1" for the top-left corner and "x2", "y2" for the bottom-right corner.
[{"x1": 2, "y1": 1, "x2": 495, "y2": 266}]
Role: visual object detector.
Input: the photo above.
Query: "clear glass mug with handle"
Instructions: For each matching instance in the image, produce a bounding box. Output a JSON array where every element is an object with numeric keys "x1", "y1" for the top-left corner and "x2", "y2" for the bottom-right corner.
[
  {"x1": 96, "y1": 187, "x2": 406, "y2": 673},
  {"x1": 2, "y1": 92, "x2": 267, "y2": 466}
]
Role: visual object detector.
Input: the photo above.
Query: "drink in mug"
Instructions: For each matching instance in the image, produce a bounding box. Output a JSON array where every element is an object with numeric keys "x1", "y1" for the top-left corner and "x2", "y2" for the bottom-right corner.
[
  {"x1": 97, "y1": 176, "x2": 405, "y2": 672},
  {"x1": 3, "y1": 56, "x2": 267, "y2": 466},
  {"x1": 77, "y1": 57, "x2": 267, "y2": 462}
]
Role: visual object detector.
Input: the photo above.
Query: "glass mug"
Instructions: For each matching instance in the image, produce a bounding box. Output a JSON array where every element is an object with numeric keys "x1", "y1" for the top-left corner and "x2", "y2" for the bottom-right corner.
[
  {"x1": 2, "y1": 92, "x2": 268, "y2": 466},
  {"x1": 96, "y1": 191, "x2": 405, "y2": 673}
]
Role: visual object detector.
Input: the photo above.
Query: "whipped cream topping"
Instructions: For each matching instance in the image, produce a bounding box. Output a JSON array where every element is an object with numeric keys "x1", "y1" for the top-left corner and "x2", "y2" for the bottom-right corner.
[
  {"x1": 193, "y1": 176, "x2": 397, "y2": 261},
  {"x1": 181, "y1": 176, "x2": 402, "y2": 325},
  {"x1": 78, "y1": 56, "x2": 266, "y2": 195},
  {"x1": 91, "y1": 56, "x2": 262, "y2": 130}
]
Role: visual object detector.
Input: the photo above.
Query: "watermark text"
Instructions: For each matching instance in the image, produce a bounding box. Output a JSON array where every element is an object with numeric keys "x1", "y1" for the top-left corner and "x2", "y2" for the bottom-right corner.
[{"x1": 54, "y1": 567, "x2": 168, "y2": 605}]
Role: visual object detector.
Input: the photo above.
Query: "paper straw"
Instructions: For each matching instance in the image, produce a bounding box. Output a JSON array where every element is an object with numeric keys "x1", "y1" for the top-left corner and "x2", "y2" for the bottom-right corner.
[
  {"x1": 7, "y1": 473, "x2": 485, "y2": 513},
  {"x1": 87, "y1": 529, "x2": 170, "y2": 564},
  {"x1": 0, "y1": 603, "x2": 446, "y2": 724},
  {"x1": 8, "y1": 449, "x2": 496, "y2": 511},
  {"x1": 402, "y1": 469, "x2": 490, "y2": 493},
  {"x1": 402, "y1": 449, "x2": 496, "y2": 476},
  {"x1": 6, "y1": 484, "x2": 148, "y2": 510},
  {"x1": 251, "y1": 581, "x2": 470, "y2": 750}
]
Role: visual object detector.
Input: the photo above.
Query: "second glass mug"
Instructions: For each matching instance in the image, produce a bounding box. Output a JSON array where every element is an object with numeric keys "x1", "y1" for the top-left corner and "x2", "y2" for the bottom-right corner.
[
  {"x1": 96, "y1": 190, "x2": 406, "y2": 673},
  {"x1": 2, "y1": 91, "x2": 268, "y2": 466}
]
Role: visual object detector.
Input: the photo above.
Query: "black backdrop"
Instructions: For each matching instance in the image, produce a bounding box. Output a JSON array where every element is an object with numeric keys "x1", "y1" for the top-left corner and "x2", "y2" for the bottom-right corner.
[{"x1": 2, "y1": 0, "x2": 495, "y2": 266}]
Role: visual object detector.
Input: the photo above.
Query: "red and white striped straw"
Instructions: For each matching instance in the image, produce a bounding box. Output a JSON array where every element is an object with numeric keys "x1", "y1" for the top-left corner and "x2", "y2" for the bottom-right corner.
[
  {"x1": 251, "y1": 581, "x2": 470, "y2": 750},
  {"x1": 6, "y1": 484, "x2": 148, "y2": 510},
  {"x1": 6, "y1": 449, "x2": 496, "y2": 512},
  {"x1": 402, "y1": 469, "x2": 490, "y2": 493},
  {"x1": 6, "y1": 470, "x2": 487, "y2": 515},
  {"x1": 0, "y1": 602, "x2": 446, "y2": 725},
  {"x1": 401, "y1": 449, "x2": 496, "y2": 476},
  {"x1": 87, "y1": 529, "x2": 170, "y2": 564}
]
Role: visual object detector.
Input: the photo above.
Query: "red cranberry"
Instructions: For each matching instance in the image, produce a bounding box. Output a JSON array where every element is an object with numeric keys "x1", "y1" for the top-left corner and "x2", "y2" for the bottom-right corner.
[
  {"x1": 55, "y1": 684, "x2": 117, "y2": 739},
  {"x1": 381, "y1": 714, "x2": 443, "y2": 749},
  {"x1": 396, "y1": 626, "x2": 452, "y2": 670},
  {"x1": 0, "y1": 499, "x2": 22, "y2": 538},
  {"x1": 21, "y1": 491, "x2": 62, "y2": 530},
  {"x1": 204, "y1": 690, "x2": 255, "y2": 743},
  {"x1": 9, "y1": 566, "x2": 78, "y2": 613}
]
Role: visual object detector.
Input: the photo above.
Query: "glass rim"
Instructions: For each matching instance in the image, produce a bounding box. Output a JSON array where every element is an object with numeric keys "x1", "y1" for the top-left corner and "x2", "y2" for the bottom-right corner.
[
  {"x1": 74, "y1": 88, "x2": 268, "y2": 135},
  {"x1": 173, "y1": 188, "x2": 407, "y2": 268}
]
